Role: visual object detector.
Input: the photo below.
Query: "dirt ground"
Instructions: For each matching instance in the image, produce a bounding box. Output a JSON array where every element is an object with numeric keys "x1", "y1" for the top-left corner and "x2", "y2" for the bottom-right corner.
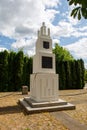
[{"x1": 0, "y1": 89, "x2": 87, "y2": 130}]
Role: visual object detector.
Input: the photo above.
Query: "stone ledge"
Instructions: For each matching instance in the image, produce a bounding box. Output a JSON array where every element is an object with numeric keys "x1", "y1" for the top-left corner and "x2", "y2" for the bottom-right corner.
[
  {"x1": 24, "y1": 97, "x2": 67, "y2": 108},
  {"x1": 18, "y1": 97, "x2": 75, "y2": 114}
]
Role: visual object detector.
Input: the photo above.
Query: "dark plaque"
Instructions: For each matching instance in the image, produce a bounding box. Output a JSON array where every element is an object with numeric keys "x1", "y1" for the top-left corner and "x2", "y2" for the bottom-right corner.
[
  {"x1": 43, "y1": 41, "x2": 49, "y2": 49},
  {"x1": 42, "y1": 56, "x2": 52, "y2": 68}
]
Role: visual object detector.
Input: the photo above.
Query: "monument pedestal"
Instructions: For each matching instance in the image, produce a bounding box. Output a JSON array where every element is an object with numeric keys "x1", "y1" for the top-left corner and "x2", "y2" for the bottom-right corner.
[
  {"x1": 19, "y1": 97, "x2": 75, "y2": 114},
  {"x1": 19, "y1": 73, "x2": 75, "y2": 114},
  {"x1": 19, "y1": 22, "x2": 75, "y2": 114},
  {"x1": 30, "y1": 73, "x2": 58, "y2": 102}
]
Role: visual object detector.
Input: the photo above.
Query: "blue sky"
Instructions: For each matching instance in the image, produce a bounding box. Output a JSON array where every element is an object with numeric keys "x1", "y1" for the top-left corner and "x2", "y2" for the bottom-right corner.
[{"x1": 0, "y1": 0, "x2": 87, "y2": 68}]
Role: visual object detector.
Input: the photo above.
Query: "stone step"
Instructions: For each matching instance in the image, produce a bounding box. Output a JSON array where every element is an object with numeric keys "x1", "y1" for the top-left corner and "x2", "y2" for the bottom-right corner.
[
  {"x1": 24, "y1": 97, "x2": 67, "y2": 108},
  {"x1": 19, "y1": 98, "x2": 75, "y2": 114}
]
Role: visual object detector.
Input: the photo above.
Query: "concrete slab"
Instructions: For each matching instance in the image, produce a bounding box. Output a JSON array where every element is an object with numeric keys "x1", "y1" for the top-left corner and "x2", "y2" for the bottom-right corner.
[
  {"x1": 19, "y1": 97, "x2": 75, "y2": 114},
  {"x1": 51, "y1": 111, "x2": 87, "y2": 130},
  {"x1": 24, "y1": 97, "x2": 67, "y2": 108}
]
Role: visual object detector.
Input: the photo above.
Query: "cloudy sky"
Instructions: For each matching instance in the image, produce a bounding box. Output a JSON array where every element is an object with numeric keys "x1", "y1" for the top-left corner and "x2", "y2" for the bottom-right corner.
[{"x1": 0, "y1": 0, "x2": 87, "y2": 68}]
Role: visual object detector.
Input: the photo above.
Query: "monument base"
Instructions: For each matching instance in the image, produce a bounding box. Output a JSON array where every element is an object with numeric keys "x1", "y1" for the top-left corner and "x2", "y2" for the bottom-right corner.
[
  {"x1": 19, "y1": 97, "x2": 75, "y2": 114},
  {"x1": 30, "y1": 73, "x2": 58, "y2": 102}
]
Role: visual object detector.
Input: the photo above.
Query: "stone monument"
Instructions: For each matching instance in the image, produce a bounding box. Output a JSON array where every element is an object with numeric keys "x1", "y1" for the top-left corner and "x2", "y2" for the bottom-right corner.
[
  {"x1": 30, "y1": 22, "x2": 58, "y2": 102},
  {"x1": 19, "y1": 22, "x2": 75, "y2": 114}
]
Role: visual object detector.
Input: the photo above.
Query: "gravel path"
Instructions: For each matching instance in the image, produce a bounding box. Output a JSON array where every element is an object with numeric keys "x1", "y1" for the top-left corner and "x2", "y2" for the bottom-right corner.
[
  {"x1": 0, "y1": 89, "x2": 87, "y2": 130},
  {"x1": 0, "y1": 92, "x2": 67, "y2": 130},
  {"x1": 51, "y1": 111, "x2": 87, "y2": 130}
]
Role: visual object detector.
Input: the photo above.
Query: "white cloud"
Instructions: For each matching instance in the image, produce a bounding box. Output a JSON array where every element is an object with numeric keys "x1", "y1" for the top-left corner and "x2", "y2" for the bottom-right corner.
[
  {"x1": 0, "y1": 0, "x2": 60, "y2": 56},
  {"x1": 0, "y1": 47, "x2": 8, "y2": 52},
  {"x1": 42, "y1": 0, "x2": 60, "y2": 8},
  {"x1": 0, "y1": 0, "x2": 87, "y2": 67},
  {"x1": 45, "y1": 9, "x2": 59, "y2": 22},
  {"x1": 0, "y1": 0, "x2": 59, "y2": 38},
  {"x1": 85, "y1": 61, "x2": 87, "y2": 69},
  {"x1": 67, "y1": 14, "x2": 79, "y2": 25},
  {"x1": 52, "y1": 38, "x2": 60, "y2": 48},
  {"x1": 11, "y1": 37, "x2": 36, "y2": 55},
  {"x1": 0, "y1": 0, "x2": 86, "y2": 41},
  {"x1": 49, "y1": 20, "x2": 76, "y2": 39},
  {"x1": 57, "y1": 4, "x2": 87, "y2": 39},
  {"x1": 64, "y1": 38, "x2": 87, "y2": 60},
  {"x1": 79, "y1": 26, "x2": 87, "y2": 32},
  {"x1": 51, "y1": 18, "x2": 87, "y2": 39}
]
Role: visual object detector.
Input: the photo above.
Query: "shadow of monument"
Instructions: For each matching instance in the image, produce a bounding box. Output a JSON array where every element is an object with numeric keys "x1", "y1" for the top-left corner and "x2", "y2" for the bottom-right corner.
[{"x1": 0, "y1": 105, "x2": 24, "y2": 115}]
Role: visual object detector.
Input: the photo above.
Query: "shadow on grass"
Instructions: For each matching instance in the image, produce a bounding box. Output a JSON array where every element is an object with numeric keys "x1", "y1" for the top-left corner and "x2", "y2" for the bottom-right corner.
[{"x1": 0, "y1": 104, "x2": 24, "y2": 115}]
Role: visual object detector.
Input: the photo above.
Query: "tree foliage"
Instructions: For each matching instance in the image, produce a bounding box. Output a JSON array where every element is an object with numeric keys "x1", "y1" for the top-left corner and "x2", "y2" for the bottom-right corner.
[
  {"x1": 8, "y1": 51, "x2": 16, "y2": 91},
  {"x1": 0, "y1": 46, "x2": 85, "y2": 91},
  {"x1": 0, "y1": 50, "x2": 32, "y2": 92},
  {"x1": 67, "y1": 0, "x2": 87, "y2": 20},
  {"x1": 84, "y1": 69, "x2": 87, "y2": 82},
  {"x1": 53, "y1": 44, "x2": 74, "y2": 62},
  {"x1": 53, "y1": 44, "x2": 85, "y2": 89},
  {"x1": 0, "y1": 50, "x2": 9, "y2": 91}
]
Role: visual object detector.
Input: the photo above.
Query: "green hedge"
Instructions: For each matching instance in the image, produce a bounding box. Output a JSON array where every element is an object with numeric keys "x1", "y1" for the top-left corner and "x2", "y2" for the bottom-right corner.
[{"x1": 0, "y1": 49, "x2": 85, "y2": 91}]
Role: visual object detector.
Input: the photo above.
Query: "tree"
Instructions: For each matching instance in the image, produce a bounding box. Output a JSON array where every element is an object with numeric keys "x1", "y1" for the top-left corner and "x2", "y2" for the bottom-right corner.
[
  {"x1": 74, "y1": 59, "x2": 85, "y2": 89},
  {"x1": 67, "y1": 0, "x2": 87, "y2": 20},
  {"x1": 70, "y1": 61, "x2": 77, "y2": 89},
  {"x1": 22, "y1": 56, "x2": 32, "y2": 90},
  {"x1": 64, "y1": 61, "x2": 72, "y2": 89},
  {"x1": 0, "y1": 50, "x2": 9, "y2": 91},
  {"x1": 79, "y1": 59, "x2": 85, "y2": 88},
  {"x1": 53, "y1": 44, "x2": 74, "y2": 89},
  {"x1": 59, "y1": 62, "x2": 66, "y2": 89},
  {"x1": 13, "y1": 51, "x2": 24, "y2": 91},
  {"x1": 53, "y1": 44, "x2": 74, "y2": 62},
  {"x1": 84, "y1": 69, "x2": 87, "y2": 83},
  {"x1": 28, "y1": 57, "x2": 33, "y2": 91},
  {"x1": 8, "y1": 51, "x2": 16, "y2": 91},
  {"x1": 53, "y1": 44, "x2": 85, "y2": 90},
  {"x1": 22, "y1": 57, "x2": 29, "y2": 86}
]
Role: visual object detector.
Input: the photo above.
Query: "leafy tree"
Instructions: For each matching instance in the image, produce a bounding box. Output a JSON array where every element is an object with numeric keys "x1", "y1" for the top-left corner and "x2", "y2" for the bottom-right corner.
[
  {"x1": 70, "y1": 61, "x2": 77, "y2": 89},
  {"x1": 0, "y1": 52, "x2": 3, "y2": 91},
  {"x1": 53, "y1": 44, "x2": 74, "y2": 62},
  {"x1": 8, "y1": 51, "x2": 16, "y2": 91},
  {"x1": 0, "y1": 46, "x2": 85, "y2": 91},
  {"x1": 28, "y1": 57, "x2": 33, "y2": 91},
  {"x1": 0, "y1": 50, "x2": 9, "y2": 91},
  {"x1": 65, "y1": 61, "x2": 72, "y2": 89},
  {"x1": 53, "y1": 44, "x2": 74, "y2": 90},
  {"x1": 59, "y1": 62, "x2": 66, "y2": 89},
  {"x1": 75, "y1": 60, "x2": 81, "y2": 88},
  {"x1": 53, "y1": 44, "x2": 85, "y2": 90},
  {"x1": 0, "y1": 50, "x2": 33, "y2": 92},
  {"x1": 84, "y1": 69, "x2": 87, "y2": 83},
  {"x1": 67, "y1": 0, "x2": 87, "y2": 20},
  {"x1": 22, "y1": 57, "x2": 29, "y2": 86},
  {"x1": 13, "y1": 51, "x2": 24, "y2": 91},
  {"x1": 22, "y1": 56, "x2": 32, "y2": 90},
  {"x1": 79, "y1": 59, "x2": 85, "y2": 88},
  {"x1": 74, "y1": 59, "x2": 85, "y2": 89}
]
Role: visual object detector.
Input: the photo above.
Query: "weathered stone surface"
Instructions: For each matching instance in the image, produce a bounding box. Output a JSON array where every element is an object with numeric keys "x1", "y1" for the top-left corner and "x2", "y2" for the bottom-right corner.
[
  {"x1": 84, "y1": 83, "x2": 87, "y2": 89},
  {"x1": 19, "y1": 98, "x2": 75, "y2": 114},
  {"x1": 22, "y1": 86, "x2": 28, "y2": 95}
]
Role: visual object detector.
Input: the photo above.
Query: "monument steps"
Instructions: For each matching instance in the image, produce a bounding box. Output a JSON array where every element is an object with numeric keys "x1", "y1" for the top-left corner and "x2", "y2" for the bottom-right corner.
[
  {"x1": 19, "y1": 98, "x2": 75, "y2": 114},
  {"x1": 24, "y1": 97, "x2": 67, "y2": 108}
]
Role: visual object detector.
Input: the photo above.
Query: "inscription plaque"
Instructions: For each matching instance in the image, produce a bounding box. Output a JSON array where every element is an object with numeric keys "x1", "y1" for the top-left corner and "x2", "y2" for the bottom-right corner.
[
  {"x1": 42, "y1": 56, "x2": 52, "y2": 68},
  {"x1": 43, "y1": 41, "x2": 49, "y2": 49}
]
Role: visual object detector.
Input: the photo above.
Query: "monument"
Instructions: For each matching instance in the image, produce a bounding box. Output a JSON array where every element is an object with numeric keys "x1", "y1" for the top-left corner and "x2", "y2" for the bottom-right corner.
[
  {"x1": 19, "y1": 22, "x2": 75, "y2": 114},
  {"x1": 30, "y1": 22, "x2": 58, "y2": 102}
]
